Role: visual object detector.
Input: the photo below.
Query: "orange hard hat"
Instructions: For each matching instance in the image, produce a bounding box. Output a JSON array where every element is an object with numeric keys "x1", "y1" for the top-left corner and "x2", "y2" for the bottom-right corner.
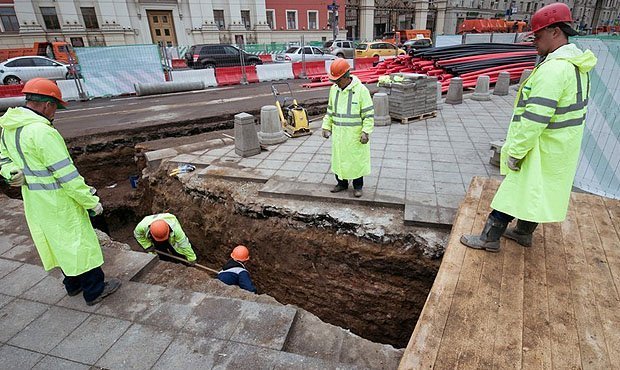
[
  {"x1": 530, "y1": 2, "x2": 575, "y2": 34},
  {"x1": 149, "y1": 219, "x2": 170, "y2": 242},
  {"x1": 22, "y1": 78, "x2": 67, "y2": 108},
  {"x1": 328, "y1": 58, "x2": 351, "y2": 81},
  {"x1": 231, "y1": 245, "x2": 250, "y2": 262}
]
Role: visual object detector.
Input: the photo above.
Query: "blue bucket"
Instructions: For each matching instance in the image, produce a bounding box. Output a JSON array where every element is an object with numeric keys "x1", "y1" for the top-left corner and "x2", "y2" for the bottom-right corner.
[{"x1": 129, "y1": 175, "x2": 139, "y2": 189}]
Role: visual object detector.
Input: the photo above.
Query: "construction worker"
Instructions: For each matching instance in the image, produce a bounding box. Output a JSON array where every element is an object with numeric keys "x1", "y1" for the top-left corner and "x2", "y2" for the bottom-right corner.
[
  {"x1": 217, "y1": 245, "x2": 257, "y2": 293},
  {"x1": 133, "y1": 213, "x2": 197, "y2": 264},
  {"x1": 460, "y1": 2, "x2": 597, "y2": 252},
  {"x1": 322, "y1": 58, "x2": 374, "y2": 198},
  {"x1": 0, "y1": 78, "x2": 121, "y2": 306}
]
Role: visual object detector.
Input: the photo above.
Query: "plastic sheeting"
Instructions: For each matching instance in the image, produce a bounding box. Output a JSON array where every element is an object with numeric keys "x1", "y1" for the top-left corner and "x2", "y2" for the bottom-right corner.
[
  {"x1": 571, "y1": 37, "x2": 620, "y2": 199},
  {"x1": 76, "y1": 45, "x2": 165, "y2": 98},
  {"x1": 435, "y1": 35, "x2": 463, "y2": 47},
  {"x1": 464, "y1": 34, "x2": 492, "y2": 44},
  {"x1": 491, "y1": 33, "x2": 518, "y2": 43}
]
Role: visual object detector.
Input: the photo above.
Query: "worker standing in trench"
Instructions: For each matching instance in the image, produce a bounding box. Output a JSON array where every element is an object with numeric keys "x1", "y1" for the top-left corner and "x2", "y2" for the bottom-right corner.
[
  {"x1": 133, "y1": 213, "x2": 197, "y2": 265},
  {"x1": 460, "y1": 2, "x2": 597, "y2": 252},
  {"x1": 217, "y1": 245, "x2": 257, "y2": 293},
  {"x1": 0, "y1": 78, "x2": 121, "y2": 306},
  {"x1": 322, "y1": 58, "x2": 375, "y2": 198}
]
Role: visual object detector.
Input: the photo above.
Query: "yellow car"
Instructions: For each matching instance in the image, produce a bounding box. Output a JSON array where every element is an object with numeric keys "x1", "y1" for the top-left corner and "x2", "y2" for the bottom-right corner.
[{"x1": 355, "y1": 42, "x2": 406, "y2": 58}]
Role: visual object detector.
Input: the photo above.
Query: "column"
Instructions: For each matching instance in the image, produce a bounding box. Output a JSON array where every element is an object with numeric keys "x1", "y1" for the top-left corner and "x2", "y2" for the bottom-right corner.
[
  {"x1": 435, "y1": 0, "x2": 447, "y2": 35},
  {"x1": 414, "y1": 0, "x2": 428, "y2": 30},
  {"x1": 14, "y1": 1, "x2": 43, "y2": 32},
  {"x1": 359, "y1": 0, "x2": 374, "y2": 41},
  {"x1": 57, "y1": 0, "x2": 80, "y2": 27},
  {"x1": 228, "y1": 1, "x2": 244, "y2": 31}
]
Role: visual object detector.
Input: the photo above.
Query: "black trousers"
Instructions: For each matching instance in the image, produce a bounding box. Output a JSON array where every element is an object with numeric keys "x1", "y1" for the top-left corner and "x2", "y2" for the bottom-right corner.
[
  {"x1": 154, "y1": 241, "x2": 187, "y2": 263},
  {"x1": 335, "y1": 175, "x2": 364, "y2": 190},
  {"x1": 63, "y1": 266, "x2": 105, "y2": 302},
  {"x1": 491, "y1": 209, "x2": 515, "y2": 223}
]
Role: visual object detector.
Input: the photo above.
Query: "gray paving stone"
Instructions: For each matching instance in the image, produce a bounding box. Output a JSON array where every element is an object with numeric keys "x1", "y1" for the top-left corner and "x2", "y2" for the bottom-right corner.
[
  {"x1": 274, "y1": 169, "x2": 301, "y2": 180},
  {"x1": 0, "y1": 298, "x2": 48, "y2": 342},
  {"x1": 229, "y1": 301, "x2": 296, "y2": 350},
  {"x1": 439, "y1": 207, "x2": 458, "y2": 225},
  {"x1": 152, "y1": 333, "x2": 228, "y2": 370},
  {"x1": 280, "y1": 161, "x2": 307, "y2": 171},
  {"x1": 288, "y1": 153, "x2": 310, "y2": 162},
  {"x1": 406, "y1": 152, "x2": 431, "y2": 161},
  {"x1": 297, "y1": 172, "x2": 328, "y2": 183},
  {"x1": 432, "y1": 162, "x2": 461, "y2": 173},
  {"x1": 431, "y1": 153, "x2": 457, "y2": 162},
  {"x1": 199, "y1": 165, "x2": 271, "y2": 183},
  {"x1": 0, "y1": 345, "x2": 44, "y2": 369},
  {"x1": 265, "y1": 151, "x2": 292, "y2": 161},
  {"x1": 375, "y1": 189, "x2": 406, "y2": 203},
  {"x1": 0, "y1": 235, "x2": 15, "y2": 255},
  {"x1": 406, "y1": 191, "x2": 437, "y2": 206},
  {"x1": 0, "y1": 263, "x2": 47, "y2": 297},
  {"x1": 51, "y1": 314, "x2": 132, "y2": 364},
  {"x1": 20, "y1": 275, "x2": 67, "y2": 305},
  {"x1": 238, "y1": 157, "x2": 263, "y2": 167},
  {"x1": 96, "y1": 323, "x2": 174, "y2": 370},
  {"x1": 135, "y1": 287, "x2": 207, "y2": 331},
  {"x1": 404, "y1": 204, "x2": 440, "y2": 226},
  {"x1": 338, "y1": 333, "x2": 403, "y2": 370},
  {"x1": 437, "y1": 194, "x2": 465, "y2": 209},
  {"x1": 379, "y1": 168, "x2": 407, "y2": 179},
  {"x1": 1, "y1": 242, "x2": 41, "y2": 266},
  {"x1": 376, "y1": 177, "x2": 407, "y2": 191},
  {"x1": 32, "y1": 356, "x2": 91, "y2": 370},
  {"x1": 283, "y1": 310, "x2": 344, "y2": 362},
  {"x1": 183, "y1": 296, "x2": 244, "y2": 340},
  {"x1": 0, "y1": 258, "x2": 21, "y2": 279},
  {"x1": 272, "y1": 145, "x2": 297, "y2": 153},
  {"x1": 406, "y1": 180, "x2": 435, "y2": 194},
  {"x1": 0, "y1": 293, "x2": 13, "y2": 310},
  {"x1": 435, "y1": 181, "x2": 466, "y2": 196},
  {"x1": 304, "y1": 162, "x2": 331, "y2": 173},
  {"x1": 9, "y1": 306, "x2": 89, "y2": 353},
  {"x1": 433, "y1": 171, "x2": 463, "y2": 184},
  {"x1": 100, "y1": 247, "x2": 157, "y2": 281},
  {"x1": 257, "y1": 159, "x2": 285, "y2": 170},
  {"x1": 296, "y1": 145, "x2": 319, "y2": 154},
  {"x1": 383, "y1": 151, "x2": 407, "y2": 160},
  {"x1": 407, "y1": 160, "x2": 432, "y2": 170},
  {"x1": 95, "y1": 281, "x2": 165, "y2": 320}
]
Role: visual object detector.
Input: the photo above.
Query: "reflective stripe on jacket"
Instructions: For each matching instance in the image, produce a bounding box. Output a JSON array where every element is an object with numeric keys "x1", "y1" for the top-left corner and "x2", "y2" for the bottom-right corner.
[
  {"x1": 491, "y1": 44, "x2": 597, "y2": 222},
  {"x1": 133, "y1": 213, "x2": 197, "y2": 262},
  {"x1": 0, "y1": 107, "x2": 102, "y2": 276},
  {"x1": 322, "y1": 76, "x2": 374, "y2": 179}
]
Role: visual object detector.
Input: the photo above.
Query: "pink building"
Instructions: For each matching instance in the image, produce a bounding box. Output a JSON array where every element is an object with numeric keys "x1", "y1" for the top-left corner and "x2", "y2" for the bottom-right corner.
[{"x1": 264, "y1": 0, "x2": 346, "y2": 40}]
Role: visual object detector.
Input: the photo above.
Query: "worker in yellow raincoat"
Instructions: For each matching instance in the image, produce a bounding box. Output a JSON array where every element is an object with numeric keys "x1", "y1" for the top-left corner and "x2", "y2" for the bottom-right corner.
[
  {"x1": 134, "y1": 213, "x2": 197, "y2": 264},
  {"x1": 461, "y1": 3, "x2": 597, "y2": 252},
  {"x1": 322, "y1": 58, "x2": 374, "y2": 198},
  {"x1": 0, "y1": 78, "x2": 121, "y2": 305}
]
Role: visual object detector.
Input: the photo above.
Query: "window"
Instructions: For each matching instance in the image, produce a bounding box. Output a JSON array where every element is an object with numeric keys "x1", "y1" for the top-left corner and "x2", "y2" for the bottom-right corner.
[
  {"x1": 223, "y1": 46, "x2": 240, "y2": 55},
  {"x1": 286, "y1": 10, "x2": 297, "y2": 29},
  {"x1": 308, "y1": 11, "x2": 318, "y2": 30},
  {"x1": 33, "y1": 58, "x2": 59, "y2": 67},
  {"x1": 0, "y1": 7, "x2": 19, "y2": 32},
  {"x1": 40, "y1": 7, "x2": 61, "y2": 30},
  {"x1": 241, "y1": 10, "x2": 251, "y2": 30},
  {"x1": 6, "y1": 58, "x2": 36, "y2": 67},
  {"x1": 302, "y1": 47, "x2": 313, "y2": 54},
  {"x1": 266, "y1": 10, "x2": 275, "y2": 29},
  {"x1": 81, "y1": 7, "x2": 99, "y2": 29},
  {"x1": 205, "y1": 45, "x2": 225, "y2": 54},
  {"x1": 213, "y1": 10, "x2": 225, "y2": 30}
]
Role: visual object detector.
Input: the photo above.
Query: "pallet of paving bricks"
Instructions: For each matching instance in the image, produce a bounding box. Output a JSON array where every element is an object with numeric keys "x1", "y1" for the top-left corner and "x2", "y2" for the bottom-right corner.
[{"x1": 391, "y1": 110, "x2": 437, "y2": 124}]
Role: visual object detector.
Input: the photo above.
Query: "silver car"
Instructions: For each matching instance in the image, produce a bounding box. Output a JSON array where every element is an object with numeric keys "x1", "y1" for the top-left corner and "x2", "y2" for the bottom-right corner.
[
  {"x1": 323, "y1": 40, "x2": 355, "y2": 58},
  {"x1": 274, "y1": 46, "x2": 337, "y2": 63},
  {"x1": 0, "y1": 56, "x2": 72, "y2": 85}
]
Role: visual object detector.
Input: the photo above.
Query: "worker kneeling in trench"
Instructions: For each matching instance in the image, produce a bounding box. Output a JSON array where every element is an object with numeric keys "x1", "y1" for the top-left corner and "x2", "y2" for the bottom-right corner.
[
  {"x1": 217, "y1": 245, "x2": 257, "y2": 294},
  {"x1": 133, "y1": 213, "x2": 197, "y2": 265}
]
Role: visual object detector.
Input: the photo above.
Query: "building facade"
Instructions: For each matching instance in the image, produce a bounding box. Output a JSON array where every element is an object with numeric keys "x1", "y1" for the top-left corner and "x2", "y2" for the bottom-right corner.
[{"x1": 0, "y1": 0, "x2": 346, "y2": 48}]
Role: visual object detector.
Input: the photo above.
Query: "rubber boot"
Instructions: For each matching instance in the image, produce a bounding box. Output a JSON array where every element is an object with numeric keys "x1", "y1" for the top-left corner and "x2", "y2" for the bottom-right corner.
[
  {"x1": 460, "y1": 215, "x2": 508, "y2": 252},
  {"x1": 503, "y1": 219, "x2": 538, "y2": 247}
]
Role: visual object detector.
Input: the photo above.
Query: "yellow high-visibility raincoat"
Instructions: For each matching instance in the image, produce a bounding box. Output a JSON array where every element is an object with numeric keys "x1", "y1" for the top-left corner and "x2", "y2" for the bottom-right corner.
[
  {"x1": 322, "y1": 76, "x2": 375, "y2": 179},
  {"x1": 491, "y1": 44, "x2": 597, "y2": 222},
  {"x1": 133, "y1": 213, "x2": 197, "y2": 262},
  {"x1": 0, "y1": 107, "x2": 103, "y2": 276}
]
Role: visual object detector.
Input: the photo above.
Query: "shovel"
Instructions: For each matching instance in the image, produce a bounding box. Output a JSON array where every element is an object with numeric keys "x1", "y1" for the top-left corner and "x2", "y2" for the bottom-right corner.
[{"x1": 152, "y1": 250, "x2": 219, "y2": 275}]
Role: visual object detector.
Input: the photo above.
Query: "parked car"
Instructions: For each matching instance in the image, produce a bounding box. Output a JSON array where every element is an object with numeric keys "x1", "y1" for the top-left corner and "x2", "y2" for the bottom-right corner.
[
  {"x1": 185, "y1": 44, "x2": 262, "y2": 69},
  {"x1": 0, "y1": 56, "x2": 76, "y2": 85},
  {"x1": 323, "y1": 40, "x2": 355, "y2": 58},
  {"x1": 274, "y1": 46, "x2": 337, "y2": 63},
  {"x1": 403, "y1": 38, "x2": 433, "y2": 55},
  {"x1": 355, "y1": 42, "x2": 406, "y2": 58}
]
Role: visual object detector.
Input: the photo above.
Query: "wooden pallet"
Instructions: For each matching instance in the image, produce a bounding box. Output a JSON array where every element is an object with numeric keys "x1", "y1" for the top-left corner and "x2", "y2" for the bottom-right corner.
[{"x1": 392, "y1": 111, "x2": 437, "y2": 124}]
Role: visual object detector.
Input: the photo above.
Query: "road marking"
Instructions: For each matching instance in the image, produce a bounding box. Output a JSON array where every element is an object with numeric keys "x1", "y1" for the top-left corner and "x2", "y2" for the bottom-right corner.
[{"x1": 109, "y1": 86, "x2": 234, "y2": 101}]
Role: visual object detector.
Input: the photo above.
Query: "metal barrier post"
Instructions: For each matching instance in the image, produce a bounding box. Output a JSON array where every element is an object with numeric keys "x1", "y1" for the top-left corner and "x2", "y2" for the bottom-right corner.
[
  {"x1": 67, "y1": 48, "x2": 87, "y2": 101},
  {"x1": 239, "y1": 41, "x2": 248, "y2": 85},
  {"x1": 300, "y1": 35, "x2": 307, "y2": 78}
]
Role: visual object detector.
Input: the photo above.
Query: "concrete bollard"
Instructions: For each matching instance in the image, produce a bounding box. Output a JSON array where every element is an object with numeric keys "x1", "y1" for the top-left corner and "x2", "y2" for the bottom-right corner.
[
  {"x1": 234, "y1": 112, "x2": 261, "y2": 157},
  {"x1": 373, "y1": 93, "x2": 391, "y2": 126},
  {"x1": 513, "y1": 69, "x2": 533, "y2": 90},
  {"x1": 493, "y1": 72, "x2": 511, "y2": 96},
  {"x1": 445, "y1": 77, "x2": 463, "y2": 105},
  {"x1": 436, "y1": 81, "x2": 443, "y2": 110},
  {"x1": 471, "y1": 75, "x2": 491, "y2": 101},
  {"x1": 258, "y1": 105, "x2": 287, "y2": 145}
]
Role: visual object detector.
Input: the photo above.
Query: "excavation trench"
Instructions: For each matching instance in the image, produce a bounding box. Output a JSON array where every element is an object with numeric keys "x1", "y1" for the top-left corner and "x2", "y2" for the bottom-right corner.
[{"x1": 5, "y1": 111, "x2": 446, "y2": 349}]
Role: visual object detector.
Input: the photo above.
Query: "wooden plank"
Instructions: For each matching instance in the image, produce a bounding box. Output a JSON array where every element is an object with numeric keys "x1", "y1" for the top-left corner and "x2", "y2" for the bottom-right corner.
[
  {"x1": 521, "y1": 221, "x2": 552, "y2": 369},
  {"x1": 562, "y1": 198, "x2": 612, "y2": 368},
  {"x1": 575, "y1": 194, "x2": 620, "y2": 367},
  {"x1": 432, "y1": 178, "x2": 499, "y2": 369},
  {"x1": 491, "y1": 227, "x2": 524, "y2": 369},
  {"x1": 398, "y1": 176, "x2": 485, "y2": 370},
  {"x1": 544, "y1": 221, "x2": 583, "y2": 369},
  {"x1": 602, "y1": 197, "x2": 620, "y2": 299}
]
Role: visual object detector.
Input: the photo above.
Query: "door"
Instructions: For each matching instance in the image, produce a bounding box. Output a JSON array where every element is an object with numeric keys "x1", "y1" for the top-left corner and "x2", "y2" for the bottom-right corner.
[
  {"x1": 222, "y1": 45, "x2": 241, "y2": 67},
  {"x1": 33, "y1": 57, "x2": 66, "y2": 80},
  {"x1": 147, "y1": 10, "x2": 177, "y2": 46}
]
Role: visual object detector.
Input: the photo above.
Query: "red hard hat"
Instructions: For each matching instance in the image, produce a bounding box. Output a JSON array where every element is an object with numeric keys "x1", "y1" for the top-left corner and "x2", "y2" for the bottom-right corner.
[
  {"x1": 149, "y1": 219, "x2": 170, "y2": 242},
  {"x1": 231, "y1": 245, "x2": 250, "y2": 262},
  {"x1": 328, "y1": 58, "x2": 351, "y2": 81},
  {"x1": 530, "y1": 2, "x2": 574, "y2": 33},
  {"x1": 22, "y1": 78, "x2": 67, "y2": 108}
]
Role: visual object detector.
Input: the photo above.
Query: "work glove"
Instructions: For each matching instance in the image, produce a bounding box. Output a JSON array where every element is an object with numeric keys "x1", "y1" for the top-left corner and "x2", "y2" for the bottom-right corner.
[
  {"x1": 89, "y1": 203, "x2": 103, "y2": 217},
  {"x1": 507, "y1": 156, "x2": 522, "y2": 171},
  {"x1": 8, "y1": 169, "x2": 24, "y2": 187},
  {"x1": 89, "y1": 186, "x2": 97, "y2": 195},
  {"x1": 322, "y1": 129, "x2": 331, "y2": 139},
  {"x1": 360, "y1": 132, "x2": 369, "y2": 144}
]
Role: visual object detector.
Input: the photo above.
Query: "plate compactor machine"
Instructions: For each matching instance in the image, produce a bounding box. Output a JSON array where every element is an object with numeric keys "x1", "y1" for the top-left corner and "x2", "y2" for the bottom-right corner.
[{"x1": 271, "y1": 82, "x2": 311, "y2": 138}]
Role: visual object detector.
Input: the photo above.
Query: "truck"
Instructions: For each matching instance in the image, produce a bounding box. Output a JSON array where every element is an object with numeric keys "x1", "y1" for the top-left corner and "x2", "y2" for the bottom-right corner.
[
  {"x1": 457, "y1": 19, "x2": 527, "y2": 34},
  {"x1": 381, "y1": 29, "x2": 432, "y2": 46},
  {"x1": 0, "y1": 41, "x2": 77, "y2": 64}
]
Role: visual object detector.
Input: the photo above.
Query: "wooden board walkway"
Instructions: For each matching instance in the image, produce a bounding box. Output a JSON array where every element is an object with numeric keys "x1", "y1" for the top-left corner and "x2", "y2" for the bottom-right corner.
[{"x1": 399, "y1": 177, "x2": 620, "y2": 370}]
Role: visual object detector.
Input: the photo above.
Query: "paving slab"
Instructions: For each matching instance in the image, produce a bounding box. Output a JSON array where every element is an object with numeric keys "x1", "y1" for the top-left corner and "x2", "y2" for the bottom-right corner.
[
  {"x1": 152, "y1": 333, "x2": 228, "y2": 370},
  {"x1": 283, "y1": 309, "x2": 345, "y2": 362},
  {"x1": 8, "y1": 306, "x2": 89, "y2": 353},
  {"x1": 20, "y1": 274, "x2": 68, "y2": 305},
  {"x1": 95, "y1": 280, "x2": 167, "y2": 321},
  {"x1": 0, "y1": 237, "x2": 41, "y2": 266},
  {"x1": 0, "y1": 263, "x2": 47, "y2": 297},
  {"x1": 0, "y1": 293, "x2": 13, "y2": 310},
  {"x1": 197, "y1": 164, "x2": 271, "y2": 183},
  {"x1": 0, "y1": 298, "x2": 48, "y2": 342},
  {"x1": 32, "y1": 356, "x2": 91, "y2": 370},
  {"x1": 96, "y1": 323, "x2": 174, "y2": 370},
  {"x1": 101, "y1": 247, "x2": 157, "y2": 281},
  {"x1": 403, "y1": 203, "x2": 454, "y2": 228},
  {"x1": 0, "y1": 257, "x2": 22, "y2": 279},
  {"x1": 50, "y1": 314, "x2": 132, "y2": 364},
  {"x1": 183, "y1": 296, "x2": 245, "y2": 340},
  {"x1": 0, "y1": 344, "x2": 45, "y2": 369},
  {"x1": 338, "y1": 331, "x2": 403, "y2": 370},
  {"x1": 229, "y1": 301, "x2": 297, "y2": 350},
  {"x1": 134, "y1": 286, "x2": 207, "y2": 331}
]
